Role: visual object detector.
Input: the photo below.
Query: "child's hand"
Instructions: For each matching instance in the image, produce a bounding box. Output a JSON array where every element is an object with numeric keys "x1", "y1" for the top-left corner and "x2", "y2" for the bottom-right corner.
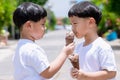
[
  {"x1": 71, "y1": 68, "x2": 83, "y2": 79},
  {"x1": 62, "y1": 42, "x2": 75, "y2": 56},
  {"x1": 71, "y1": 68, "x2": 79, "y2": 79}
]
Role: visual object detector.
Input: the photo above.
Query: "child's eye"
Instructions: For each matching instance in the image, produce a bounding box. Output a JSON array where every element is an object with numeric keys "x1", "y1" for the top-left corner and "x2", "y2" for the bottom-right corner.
[
  {"x1": 71, "y1": 23, "x2": 77, "y2": 25},
  {"x1": 42, "y1": 24, "x2": 45, "y2": 26},
  {"x1": 73, "y1": 23, "x2": 77, "y2": 24}
]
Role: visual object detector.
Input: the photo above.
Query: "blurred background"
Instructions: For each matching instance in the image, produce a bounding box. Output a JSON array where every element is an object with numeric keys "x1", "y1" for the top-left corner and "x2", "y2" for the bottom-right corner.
[
  {"x1": 0, "y1": 0, "x2": 120, "y2": 80},
  {"x1": 0, "y1": 0, "x2": 120, "y2": 46}
]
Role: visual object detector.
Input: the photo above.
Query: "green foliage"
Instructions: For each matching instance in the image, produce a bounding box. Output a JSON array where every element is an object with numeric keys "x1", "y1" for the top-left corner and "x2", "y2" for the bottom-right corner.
[
  {"x1": 46, "y1": 9, "x2": 56, "y2": 30},
  {"x1": 98, "y1": 11, "x2": 118, "y2": 35},
  {"x1": 49, "y1": 13, "x2": 56, "y2": 30},
  {"x1": 63, "y1": 17, "x2": 70, "y2": 25},
  {"x1": 0, "y1": 0, "x2": 17, "y2": 33},
  {"x1": 17, "y1": 0, "x2": 48, "y2": 6},
  {"x1": 91, "y1": 0, "x2": 119, "y2": 36},
  {"x1": 108, "y1": 0, "x2": 120, "y2": 16}
]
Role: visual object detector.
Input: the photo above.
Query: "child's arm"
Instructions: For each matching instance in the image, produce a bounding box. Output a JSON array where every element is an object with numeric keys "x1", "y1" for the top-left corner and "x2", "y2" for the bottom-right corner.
[
  {"x1": 40, "y1": 43, "x2": 75, "y2": 79},
  {"x1": 71, "y1": 68, "x2": 116, "y2": 80}
]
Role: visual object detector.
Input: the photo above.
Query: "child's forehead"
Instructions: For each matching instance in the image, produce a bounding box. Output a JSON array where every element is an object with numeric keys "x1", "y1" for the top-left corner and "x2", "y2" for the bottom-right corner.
[
  {"x1": 38, "y1": 17, "x2": 47, "y2": 22},
  {"x1": 69, "y1": 16, "x2": 86, "y2": 21},
  {"x1": 69, "y1": 16, "x2": 79, "y2": 20}
]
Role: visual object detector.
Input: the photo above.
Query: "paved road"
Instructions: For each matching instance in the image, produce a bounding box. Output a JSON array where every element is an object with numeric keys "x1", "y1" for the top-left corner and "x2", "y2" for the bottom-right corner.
[{"x1": 0, "y1": 30, "x2": 120, "y2": 80}]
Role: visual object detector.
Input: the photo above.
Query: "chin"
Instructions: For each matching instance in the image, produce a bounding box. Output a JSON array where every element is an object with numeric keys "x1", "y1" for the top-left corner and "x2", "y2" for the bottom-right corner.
[
  {"x1": 35, "y1": 36, "x2": 42, "y2": 40},
  {"x1": 75, "y1": 34, "x2": 83, "y2": 39}
]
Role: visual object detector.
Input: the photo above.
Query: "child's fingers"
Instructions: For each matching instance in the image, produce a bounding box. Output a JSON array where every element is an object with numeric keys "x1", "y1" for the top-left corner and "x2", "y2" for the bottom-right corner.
[
  {"x1": 71, "y1": 73, "x2": 78, "y2": 78},
  {"x1": 71, "y1": 68, "x2": 79, "y2": 78},
  {"x1": 69, "y1": 31, "x2": 74, "y2": 36},
  {"x1": 71, "y1": 68, "x2": 76, "y2": 78},
  {"x1": 66, "y1": 42, "x2": 74, "y2": 47},
  {"x1": 63, "y1": 42, "x2": 75, "y2": 55},
  {"x1": 69, "y1": 42, "x2": 75, "y2": 46},
  {"x1": 66, "y1": 31, "x2": 74, "y2": 36},
  {"x1": 72, "y1": 68, "x2": 79, "y2": 73},
  {"x1": 68, "y1": 54, "x2": 79, "y2": 62},
  {"x1": 68, "y1": 42, "x2": 75, "y2": 49},
  {"x1": 68, "y1": 54, "x2": 75, "y2": 61}
]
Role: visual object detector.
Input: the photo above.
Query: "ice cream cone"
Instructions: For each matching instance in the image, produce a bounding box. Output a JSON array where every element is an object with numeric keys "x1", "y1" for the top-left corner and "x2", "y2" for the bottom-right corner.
[{"x1": 69, "y1": 54, "x2": 79, "y2": 69}]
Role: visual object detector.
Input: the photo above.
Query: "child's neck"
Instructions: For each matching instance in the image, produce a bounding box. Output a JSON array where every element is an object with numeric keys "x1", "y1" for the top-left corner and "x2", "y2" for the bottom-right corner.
[
  {"x1": 83, "y1": 33, "x2": 99, "y2": 46},
  {"x1": 20, "y1": 33, "x2": 35, "y2": 42}
]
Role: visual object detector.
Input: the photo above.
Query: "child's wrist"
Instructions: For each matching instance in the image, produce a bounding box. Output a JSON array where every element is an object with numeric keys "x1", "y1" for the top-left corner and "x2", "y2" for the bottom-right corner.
[
  {"x1": 61, "y1": 51, "x2": 69, "y2": 58},
  {"x1": 63, "y1": 52, "x2": 69, "y2": 57},
  {"x1": 61, "y1": 49, "x2": 68, "y2": 56}
]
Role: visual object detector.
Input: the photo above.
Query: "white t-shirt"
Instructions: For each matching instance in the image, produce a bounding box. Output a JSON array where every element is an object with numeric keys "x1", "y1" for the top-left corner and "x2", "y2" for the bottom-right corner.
[
  {"x1": 75, "y1": 37, "x2": 117, "y2": 80},
  {"x1": 13, "y1": 39, "x2": 51, "y2": 80}
]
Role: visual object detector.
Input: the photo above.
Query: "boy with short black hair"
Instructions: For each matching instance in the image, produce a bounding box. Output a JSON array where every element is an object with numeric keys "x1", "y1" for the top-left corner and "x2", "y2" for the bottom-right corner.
[
  {"x1": 68, "y1": 1, "x2": 117, "y2": 80},
  {"x1": 13, "y1": 2, "x2": 74, "y2": 80}
]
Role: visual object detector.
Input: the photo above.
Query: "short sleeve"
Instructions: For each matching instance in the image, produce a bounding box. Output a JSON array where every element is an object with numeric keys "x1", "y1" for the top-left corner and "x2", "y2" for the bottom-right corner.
[
  {"x1": 25, "y1": 47, "x2": 50, "y2": 74},
  {"x1": 99, "y1": 48, "x2": 117, "y2": 71}
]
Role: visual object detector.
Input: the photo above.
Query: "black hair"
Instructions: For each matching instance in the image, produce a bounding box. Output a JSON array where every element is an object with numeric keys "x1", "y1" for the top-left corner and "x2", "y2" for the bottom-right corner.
[
  {"x1": 68, "y1": 1, "x2": 102, "y2": 25},
  {"x1": 13, "y1": 2, "x2": 47, "y2": 28}
]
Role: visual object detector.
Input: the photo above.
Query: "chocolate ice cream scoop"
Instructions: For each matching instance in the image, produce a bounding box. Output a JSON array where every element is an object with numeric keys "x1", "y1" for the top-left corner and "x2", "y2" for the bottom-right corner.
[
  {"x1": 65, "y1": 32, "x2": 74, "y2": 46},
  {"x1": 69, "y1": 54, "x2": 79, "y2": 69}
]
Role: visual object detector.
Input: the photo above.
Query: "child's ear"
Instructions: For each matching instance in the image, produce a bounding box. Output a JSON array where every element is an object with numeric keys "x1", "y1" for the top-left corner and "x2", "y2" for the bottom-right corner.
[
  {"x1": 89, "y1": 17, "x2": 96, "y2": 25},
  {"x1": 25, "y1": 21, "x2": 32, "y2": 29}
]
